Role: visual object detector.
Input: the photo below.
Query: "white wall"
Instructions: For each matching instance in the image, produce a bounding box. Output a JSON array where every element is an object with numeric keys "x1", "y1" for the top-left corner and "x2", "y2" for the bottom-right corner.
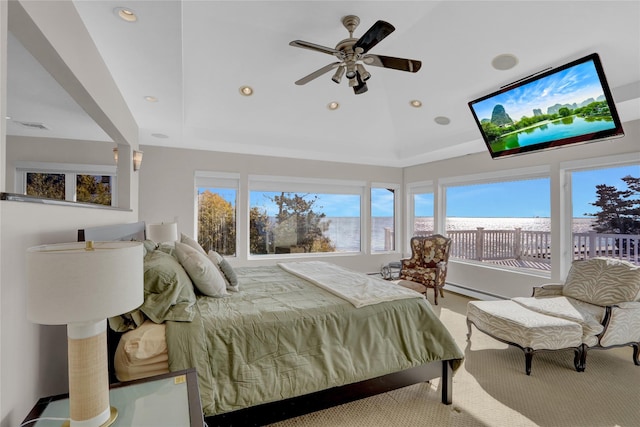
[
  {"x1": 0, "y1": 2, "x2": 140, "y2": 426},
  {"x1": 404, "y1": 119, "x2": 640, "y2": 299},
  {"x1": 0, "y1": 203, "x2": 136, "y2": 427},
  {"x1": 139, "y1": 145, "x2": 404, "y2": 273}
]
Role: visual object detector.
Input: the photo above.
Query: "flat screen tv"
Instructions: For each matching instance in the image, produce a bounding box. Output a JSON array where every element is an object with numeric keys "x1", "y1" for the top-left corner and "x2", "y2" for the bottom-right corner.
[{"x1": 468, "y1": 53, "x2": 624, "y2": 159}]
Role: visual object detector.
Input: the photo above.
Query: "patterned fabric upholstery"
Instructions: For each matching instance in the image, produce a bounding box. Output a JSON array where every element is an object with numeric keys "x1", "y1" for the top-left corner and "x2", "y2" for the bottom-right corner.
[
  {"x1": 467, "y1": 300, "x2": 583, "y2": 350},
  {"x1": 513, "y1": 296, "x2": 605, "y2": 346},
  {"x1": 467, "y1": 257, "x2": 640, "y2": 374},
  {"x1": 562, "y1": 257, "x2": 640, "y2": 305},
  {"x1": 399, "y1": 234, "x2": 452, "y2": 305}
]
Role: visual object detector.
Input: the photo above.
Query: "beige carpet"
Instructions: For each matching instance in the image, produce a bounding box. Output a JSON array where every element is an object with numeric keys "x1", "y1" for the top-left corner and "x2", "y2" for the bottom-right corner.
[{"x1": 268, "y1": 291, "x2": 640, "y2": 427}]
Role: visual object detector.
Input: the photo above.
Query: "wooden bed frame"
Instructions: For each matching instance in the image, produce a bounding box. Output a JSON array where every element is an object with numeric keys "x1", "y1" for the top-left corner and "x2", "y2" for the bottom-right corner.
[{"x1": 78, "y1": 221, "x2": 457, "y2": 426}]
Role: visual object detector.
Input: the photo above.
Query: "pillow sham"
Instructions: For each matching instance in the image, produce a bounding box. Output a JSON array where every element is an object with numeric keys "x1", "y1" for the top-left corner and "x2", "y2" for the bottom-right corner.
[
  {"x1": 175, "y1": 242, "x2": 229, "y2": 297},
  {"x1": 207, "y1": 250, "x2": 239, "y2": 292},
  {"x1": 140, "y1": 250, "x2": 197, "y2": 323},
  {"x1": 180, "y1": 233, "x2": 207, "y2": 256}
]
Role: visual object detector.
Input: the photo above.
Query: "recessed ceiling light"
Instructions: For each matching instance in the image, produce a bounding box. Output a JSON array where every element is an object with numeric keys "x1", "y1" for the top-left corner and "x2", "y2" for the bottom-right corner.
[
  {"x1": 114, "y1": 7, "x2": 138, "y2": 23},
  {"x1": 151, "y1": 133, "x2": 168, "y2": 139},
  {"x1": 492, "y1": 54, "x2": 519, "y2": 70},
  {"x1": 144, "y1": 96, "x2": 158, "y2": 102},
  {"x1": 410, "y1": 100, "x2": 422, "y2": 108},
  {"x1": 239, "y1": 86, "x2": 254, "y2": 96},
  {"x1": 327, "y1": 102, "x2": 340, "y2": 110},
  {"x1": 5, "y1": 116, "x2": 11, "y2": 120},
  {"x1": 434, "y1": 116, "x2": 451, "y2": 125}
]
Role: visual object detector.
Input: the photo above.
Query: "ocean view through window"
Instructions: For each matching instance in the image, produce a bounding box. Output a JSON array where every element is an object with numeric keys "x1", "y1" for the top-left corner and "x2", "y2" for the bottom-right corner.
[
  {"x1": 445, "y1": 177, "x2": 552, "y2": 269},
  {"x1": 371, "y1": 186, "x2": 396, "y2": 252}
]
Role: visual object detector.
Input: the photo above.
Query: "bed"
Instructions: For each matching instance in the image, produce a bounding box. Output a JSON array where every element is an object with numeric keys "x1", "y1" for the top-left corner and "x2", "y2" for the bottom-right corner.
[{"x1": 79, "y1": 222, "x2": 464, "y2": 426}]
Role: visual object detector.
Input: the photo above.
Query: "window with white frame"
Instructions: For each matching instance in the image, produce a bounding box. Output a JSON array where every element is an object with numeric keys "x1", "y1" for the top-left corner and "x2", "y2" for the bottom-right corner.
[
  {"x1": 371, "y1": 185, "x2": 398, "y2": 252},
  {"x1": 569, "y1": 161, "x2": 639, "y2": 265},
  {"x1": 442, "y1": 167, "x2": 550, "y2": 272},
  {"x1": 16, "y1": 162, "x2": 116, "y2": 207},
  {"x1": 195, "y1": 173, "x2": 239, "y2": 257},
  {"x1": 407, "y1": 182, "x2": 435, "y2": 237},
  {"x1": 248, "y1": 176, "x2": 364, "y2": 256}
]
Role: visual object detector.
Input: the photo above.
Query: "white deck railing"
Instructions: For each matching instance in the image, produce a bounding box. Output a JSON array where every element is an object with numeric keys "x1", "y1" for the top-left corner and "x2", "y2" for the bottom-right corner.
[{"x1": 406, "y1": 228, "x2": 639, "y2": 268}]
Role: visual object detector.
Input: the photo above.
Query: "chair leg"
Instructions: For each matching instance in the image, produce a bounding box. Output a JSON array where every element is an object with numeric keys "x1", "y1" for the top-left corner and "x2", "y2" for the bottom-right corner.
[
  {"x1": 524, "y1": 348, "x2": 533, "y2": 375},
  {"x1": 632, "y1": 343, "x2": 639, "y2": 366},
  {"x1": 432, "y1": 287, "x2": 438, "y2": 305}
]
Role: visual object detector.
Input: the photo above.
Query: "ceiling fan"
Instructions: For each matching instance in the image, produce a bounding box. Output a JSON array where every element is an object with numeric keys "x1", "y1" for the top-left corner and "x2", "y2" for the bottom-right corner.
[{"x1": 289, "y1": 15, "x2": 422, "y2": 95}]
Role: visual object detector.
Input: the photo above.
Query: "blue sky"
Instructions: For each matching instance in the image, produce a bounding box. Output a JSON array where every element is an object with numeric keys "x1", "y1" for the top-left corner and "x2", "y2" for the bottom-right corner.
[
  {"x1": 471, "y1": 59, "x2": 605, "y2": 122},
  {"x1": 199, "y1": 164, "x2": 638, "y2": 219}
]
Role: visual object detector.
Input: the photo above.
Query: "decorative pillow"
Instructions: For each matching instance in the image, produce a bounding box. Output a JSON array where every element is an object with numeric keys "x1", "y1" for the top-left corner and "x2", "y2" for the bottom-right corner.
[
  {"x1": 207, "y1": 250, "x2": 239, "y2": 292},
  {"x1": 140, "y1": 250, "x2": 197, "y2": 323},
  {"x1": 180, "y1": 233, "x2": 207, "y2": 256},
  {"x1": 562, "y1": 257, "x2": 640, "y2": 305},
  {"x1": 175, "y1": 242, "x2": 229, "y2": 297}
]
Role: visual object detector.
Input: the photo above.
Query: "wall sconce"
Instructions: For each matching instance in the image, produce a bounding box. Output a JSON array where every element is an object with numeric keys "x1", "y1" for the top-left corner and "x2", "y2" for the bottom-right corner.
[
  {"x1": 113, "y1": 147, "x2": 118, "y2": 164},
  {"x1": 133, "y1": 150, "x2": 143, "y2": 171}
]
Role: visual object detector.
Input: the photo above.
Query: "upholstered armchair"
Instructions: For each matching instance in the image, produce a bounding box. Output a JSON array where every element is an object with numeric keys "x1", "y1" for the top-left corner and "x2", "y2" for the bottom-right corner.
[
  {"x1": 467, "y1": 257, "x2": 640, "y2": 374},
  {"x1": 396, "y1": 234, "x2": 452, "y2": 305}
]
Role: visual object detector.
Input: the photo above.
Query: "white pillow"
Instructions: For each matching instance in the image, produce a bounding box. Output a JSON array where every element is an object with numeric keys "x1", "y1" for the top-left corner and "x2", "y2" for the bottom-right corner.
[
  {"x1": 180, "y1": 233, "x2": 207, "y2": 256},
  {"x1": 175, "y1": 242, "x2": 228, "y2": 297}
]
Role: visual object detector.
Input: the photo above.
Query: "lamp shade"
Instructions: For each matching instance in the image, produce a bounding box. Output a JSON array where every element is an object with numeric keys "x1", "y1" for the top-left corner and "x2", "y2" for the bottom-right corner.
[
  {"x1": 26, "y1": 241, "x2": 144, "y2": 325},
  {"x1": 146, "y1": 222, "x2": 178, "y2": 244}
]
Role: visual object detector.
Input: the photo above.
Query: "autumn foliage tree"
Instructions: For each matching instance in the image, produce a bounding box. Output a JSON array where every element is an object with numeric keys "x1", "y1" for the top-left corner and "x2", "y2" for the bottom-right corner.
[
  {"x1": 76, "y1": 175, "x2": 111, "y2": 206},
  {"x1": 198, "y1": 190, "x2": 236, "y2": 255}
]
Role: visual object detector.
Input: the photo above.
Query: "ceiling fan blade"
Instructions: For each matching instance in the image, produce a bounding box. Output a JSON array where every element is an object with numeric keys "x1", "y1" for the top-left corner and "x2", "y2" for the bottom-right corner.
[
  {"x1": 294, "y1": 62, "x2": 341, "y2": 85},
  {"x1": 353, "y1": 20, "x2": 395, "y2": 54},
  {"x1": 352, "y1": 70, "x2": 368, "y2": 95},
  {"x1": 363, "y1": 55, "x2": 422, "y2": 73},
  {"x1": 289, "y1": 40, "x2": 343, "y2": 57}
]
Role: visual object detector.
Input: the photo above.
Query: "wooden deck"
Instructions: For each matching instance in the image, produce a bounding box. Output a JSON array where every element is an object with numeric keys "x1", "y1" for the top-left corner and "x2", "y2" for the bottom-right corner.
[{"x1": 486, "y1": 258, "x2": 551, "y2": 271}]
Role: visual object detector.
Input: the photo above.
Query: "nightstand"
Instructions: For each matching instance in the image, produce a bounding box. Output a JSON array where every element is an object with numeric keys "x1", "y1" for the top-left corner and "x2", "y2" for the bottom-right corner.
[{"x1": 21, "y1": 369, "x2": 205, "y2": 427}]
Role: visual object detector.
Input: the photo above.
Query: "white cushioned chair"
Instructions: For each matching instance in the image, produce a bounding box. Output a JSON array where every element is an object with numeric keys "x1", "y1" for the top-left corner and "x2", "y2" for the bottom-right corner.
[{"x1": 467, "y1": 257, "x2": 640, "y2": 375}]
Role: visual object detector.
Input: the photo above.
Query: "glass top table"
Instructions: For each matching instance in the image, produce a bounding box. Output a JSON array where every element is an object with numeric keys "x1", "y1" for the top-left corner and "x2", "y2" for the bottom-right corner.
[{"x1": 22, "y1": 369, "x2": 204, "y2": 427}]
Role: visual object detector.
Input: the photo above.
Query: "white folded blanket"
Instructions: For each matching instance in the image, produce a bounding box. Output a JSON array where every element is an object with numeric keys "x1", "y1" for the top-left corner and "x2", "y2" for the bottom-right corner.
[{"x1": 278, "y1": 261, "x2": 424, "y2": 308}]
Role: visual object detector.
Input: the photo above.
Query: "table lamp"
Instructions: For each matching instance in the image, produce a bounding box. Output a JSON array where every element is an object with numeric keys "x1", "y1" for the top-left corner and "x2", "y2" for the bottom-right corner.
[
  {"x1": 26, "y1": 241, "x2": 144, "y2": 427},
  {"x1": 146, "y1": 222, "x2": 178, "y2": 244}
]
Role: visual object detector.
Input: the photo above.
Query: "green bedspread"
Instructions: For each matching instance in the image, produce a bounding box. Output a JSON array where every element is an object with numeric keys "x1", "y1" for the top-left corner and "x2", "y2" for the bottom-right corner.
[{"x1": 165, "y1": 265, "x2": 464, "y2": 416}]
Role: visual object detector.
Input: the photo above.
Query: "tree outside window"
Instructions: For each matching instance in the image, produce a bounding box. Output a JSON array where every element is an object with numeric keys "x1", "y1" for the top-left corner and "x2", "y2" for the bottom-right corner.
[
  {"x1": 250, "y1": 191, "x2": 359, "y2": 255},
  {"x1": 197, "y1": 188, "x2": 236, "y2": 256}
]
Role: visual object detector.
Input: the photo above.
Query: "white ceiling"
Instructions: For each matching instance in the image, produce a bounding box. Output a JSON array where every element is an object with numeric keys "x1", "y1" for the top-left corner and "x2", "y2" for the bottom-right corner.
[{"x1": 6, "y1": 1, "x2": 640, "y2": 167}]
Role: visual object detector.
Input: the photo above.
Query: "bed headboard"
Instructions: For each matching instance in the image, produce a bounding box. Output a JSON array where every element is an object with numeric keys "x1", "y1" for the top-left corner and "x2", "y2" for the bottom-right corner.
[{"x1": 78, "y1": 221, "x2": 146, "y2": 242}]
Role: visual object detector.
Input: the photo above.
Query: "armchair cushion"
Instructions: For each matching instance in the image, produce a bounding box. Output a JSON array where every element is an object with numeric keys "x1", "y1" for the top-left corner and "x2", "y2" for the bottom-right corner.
[
  {"x1": 562, "y1": 258, "x2": 640, "y2": 306},
  {"x1": 513, "y1": 296, "x2": 605, "y2": 346}
]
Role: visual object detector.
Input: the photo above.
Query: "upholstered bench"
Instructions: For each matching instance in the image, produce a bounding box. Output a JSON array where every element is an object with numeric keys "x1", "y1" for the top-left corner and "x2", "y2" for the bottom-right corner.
[{"x1": 467, "y1": 300, "x2": 584, "y2": 375}]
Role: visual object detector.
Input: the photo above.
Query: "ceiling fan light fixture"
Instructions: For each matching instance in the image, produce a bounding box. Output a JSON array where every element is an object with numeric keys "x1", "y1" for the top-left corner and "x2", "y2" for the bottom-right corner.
[
  {"x1": 356, "y1": 64, "x2": 371, "y2": 81},
  {"x1": 345, "y1": 62, "x2": 357, "y2": 79},
  {"x1": 348, "y1": 76, "x2": 357, "y2": 87},
  {"x1": 331, "y1": 66, "x2": 346, "y2": 84}
]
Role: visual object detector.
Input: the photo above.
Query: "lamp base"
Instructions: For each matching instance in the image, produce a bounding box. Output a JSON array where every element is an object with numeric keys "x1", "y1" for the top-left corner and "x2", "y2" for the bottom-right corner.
[{"x1": 61, "y1": 406, "x2": 118, "y2": 427}]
